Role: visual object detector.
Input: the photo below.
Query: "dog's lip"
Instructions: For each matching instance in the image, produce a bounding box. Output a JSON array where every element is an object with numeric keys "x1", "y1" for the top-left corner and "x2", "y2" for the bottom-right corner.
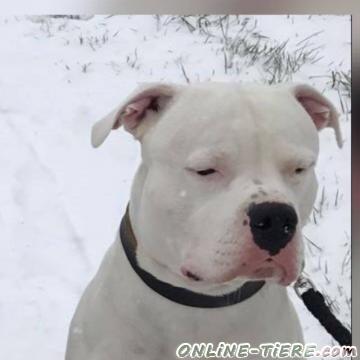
[
  {"x1": 261, "y1": 258, "x2": 298, "y2": 286},
  {"x1": 250, "y1": 258, "x2": 288, "y2": 284},
  {"x1": 253, "y1": 267, "x2": 277, "y2": 278},
  {"x1": 178, "y1": 255, "x2": 298, "y2": 286}
]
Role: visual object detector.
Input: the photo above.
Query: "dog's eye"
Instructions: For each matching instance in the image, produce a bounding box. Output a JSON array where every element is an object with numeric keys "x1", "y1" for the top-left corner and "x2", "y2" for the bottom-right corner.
[
  {"x1": 295, "y1": 167, "x2": 305, "y2": 174},
  {"x1": 288, "y1": 161, "x2": 315, "y2": 179},
  {"x1": 196, "y1": 168, "x2": 217, "y2": 176}
]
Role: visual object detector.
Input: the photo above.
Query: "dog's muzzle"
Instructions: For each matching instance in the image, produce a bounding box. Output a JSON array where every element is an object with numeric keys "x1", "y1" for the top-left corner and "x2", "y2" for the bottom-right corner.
[{"x1": 120, "y1": 205, "x2": 266, "y2": 308}]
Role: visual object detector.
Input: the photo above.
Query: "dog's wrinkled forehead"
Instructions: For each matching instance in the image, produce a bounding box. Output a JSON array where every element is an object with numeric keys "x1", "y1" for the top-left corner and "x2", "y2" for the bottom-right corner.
[{"x1": 144, "y1": 84, "x2": 319, "y2": 161}]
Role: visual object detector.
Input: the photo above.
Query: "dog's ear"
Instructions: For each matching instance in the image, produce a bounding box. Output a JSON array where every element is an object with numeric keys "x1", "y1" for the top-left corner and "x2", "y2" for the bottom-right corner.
[
  {"x1": 91, "y1": 83, "x2": 179, "y2": 147},
  {"x1": 290, "y1": 84, "x2": 343, "y2": 148}
]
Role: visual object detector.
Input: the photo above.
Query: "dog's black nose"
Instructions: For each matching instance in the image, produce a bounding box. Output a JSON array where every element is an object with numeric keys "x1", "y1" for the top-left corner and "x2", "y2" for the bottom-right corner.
[{"x1": 247, "y1": 202, "x2": 298, "y2": 256}]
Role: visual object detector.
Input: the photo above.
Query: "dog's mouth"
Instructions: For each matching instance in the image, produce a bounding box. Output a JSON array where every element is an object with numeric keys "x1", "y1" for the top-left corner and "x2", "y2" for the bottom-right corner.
[
  {"x1": 253, "y1": 265, "x2": 278, "y2": 279},
  {"x1": 180, "y1": 257, "x2": 298, "y2": 287},
  {"x1": 179, "y1": 231, "x2": 302, "y2": 287},
  {"x1": 249, "y1": 258, "x2": 288, "y2": 285}
]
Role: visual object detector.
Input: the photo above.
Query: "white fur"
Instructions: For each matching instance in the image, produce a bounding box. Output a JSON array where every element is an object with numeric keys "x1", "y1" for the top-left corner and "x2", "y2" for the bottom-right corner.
[{"x1": 66, "y1": 82, "x2": 341, "y2": 360}]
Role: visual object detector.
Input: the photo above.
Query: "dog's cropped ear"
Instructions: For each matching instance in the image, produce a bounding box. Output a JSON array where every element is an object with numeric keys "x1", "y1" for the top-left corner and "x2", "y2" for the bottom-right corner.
[
  {"x1": 290, "y1": 84, "x2": 343, "y2": 148},
  {"x1": 91, "y1": 83, "x2": 179, "y2": 147}
]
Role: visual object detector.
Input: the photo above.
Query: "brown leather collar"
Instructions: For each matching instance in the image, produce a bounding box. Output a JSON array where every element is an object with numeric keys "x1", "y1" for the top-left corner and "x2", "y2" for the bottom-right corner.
[{"x1": 120, "y1": 205, "x2": 265, "y2": 308}]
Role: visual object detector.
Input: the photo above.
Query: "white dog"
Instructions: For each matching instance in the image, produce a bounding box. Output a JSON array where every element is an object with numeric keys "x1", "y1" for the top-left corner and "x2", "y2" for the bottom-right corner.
[{"x1": 66, "y1": 82, "x2": 342, "y2": 360}]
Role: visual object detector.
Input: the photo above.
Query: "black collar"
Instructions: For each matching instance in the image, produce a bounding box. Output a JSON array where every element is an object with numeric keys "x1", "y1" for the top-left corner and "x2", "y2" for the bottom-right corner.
[{"x1": 120, "y1": 206, "x2": 265, "y2": 308}]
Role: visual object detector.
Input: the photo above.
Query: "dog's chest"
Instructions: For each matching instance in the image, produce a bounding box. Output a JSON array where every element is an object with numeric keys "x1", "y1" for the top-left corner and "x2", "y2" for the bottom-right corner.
[
  {"x1": 118, "y1": 286, "x2": 291, "y2": 357},
  {"x1": 124, "y1": 303, "x2": 256, "y2": 359}
]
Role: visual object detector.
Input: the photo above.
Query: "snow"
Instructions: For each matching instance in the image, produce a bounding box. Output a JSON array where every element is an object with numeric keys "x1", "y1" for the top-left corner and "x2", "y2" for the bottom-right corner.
[{"x1": 0, "y1": 15, "x2": 350, "y2": 359}]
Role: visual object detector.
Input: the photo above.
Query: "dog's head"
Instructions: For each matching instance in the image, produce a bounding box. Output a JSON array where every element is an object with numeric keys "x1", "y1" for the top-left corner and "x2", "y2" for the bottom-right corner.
[{"x1": 92, "y1": 82, "x2": 342, "y2": 291}]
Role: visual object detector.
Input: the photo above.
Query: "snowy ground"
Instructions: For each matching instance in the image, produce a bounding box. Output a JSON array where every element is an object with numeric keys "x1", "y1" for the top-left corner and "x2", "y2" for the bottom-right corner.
[{"x1": 0, "y1": 15, "x2": 351, "y2": 359}]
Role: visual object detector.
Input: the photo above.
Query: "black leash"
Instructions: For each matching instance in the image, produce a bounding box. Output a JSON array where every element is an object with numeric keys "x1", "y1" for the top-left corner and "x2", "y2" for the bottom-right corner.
[
  {"x1": 120, "y1": 206, "x2": 265, "y2": 308},
  {"x1": 294, "y1": 275, "x2": 352, "y2": 346}
]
